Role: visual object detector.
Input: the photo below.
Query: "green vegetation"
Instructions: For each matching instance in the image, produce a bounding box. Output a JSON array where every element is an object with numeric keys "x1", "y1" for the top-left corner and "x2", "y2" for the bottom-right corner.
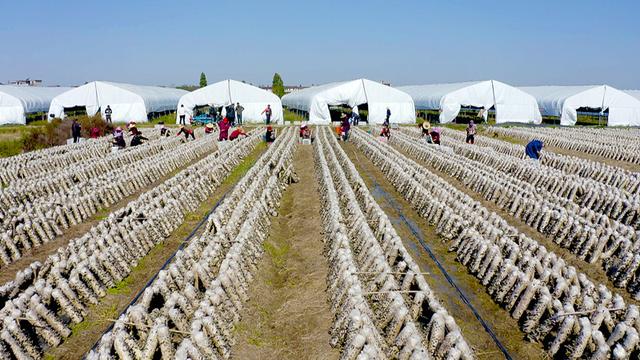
[
  {"x1": 272, "y1": 73, "x2": 285, "y2": 98},
  {"x1": 283, "y1": 108, "x2": 306, "y2": 123},
  {"x1": 199, "y1": 72, "x2": 208, "y2": 87},
  {"x1": 177, "y1": 84, "x2": 199, "y2": 91},
  {"x1": 0, "y1": 137, "x2": 23, "y2": 157}
]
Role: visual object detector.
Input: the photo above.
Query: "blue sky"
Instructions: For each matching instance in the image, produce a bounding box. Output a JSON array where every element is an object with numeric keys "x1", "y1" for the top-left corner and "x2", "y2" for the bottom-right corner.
[{"x1": 1, "y1": 0, "x2": 638, "y2": 88}]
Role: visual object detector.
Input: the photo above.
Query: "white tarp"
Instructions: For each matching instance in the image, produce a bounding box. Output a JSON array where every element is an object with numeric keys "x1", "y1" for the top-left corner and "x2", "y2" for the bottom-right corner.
[
  {"x1": 282, "y1": 79, "x2": 415, "y2": 125},
  {"x1": 177, "y1": 79, "x2": 283, "y2": 124},
  {"x1": 520, "y1": 85, "x2": 640, "y2": 127},
  {"x1": 48, "y1": 81, "x2": 187, "y2": 123},
  {"x1": 398, "y1": 80, "x2": 542, "y2": 124},
  {"x1": 0, "y1": 85, "x2": 71, "y2": 125}
]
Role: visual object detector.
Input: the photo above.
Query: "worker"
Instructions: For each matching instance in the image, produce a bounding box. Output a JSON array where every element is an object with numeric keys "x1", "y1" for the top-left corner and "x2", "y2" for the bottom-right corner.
[
  {"x1": 431, "y1": 128, "x2": 441, "y2": 145},
  {"x1": 229, "y1": 127, "x2": 247, "y2": 141},
  {"x1": 113, "y1": 127, "x2": 126, "y2": 149},
  {"x1": 90, "y1": 126, "x2": 101, "y2": 139},
  {"x1": 525, "y1": 139, "x2": 544, "y2": 160},
  {"x1": 421, "y1": 120, "x2": 431, "y2": 137},
  {"x1": 130, "y1": 132, "x2": 148, "y2": 146},
  {"x1": 386, "y1": 107, "x2": 391, "y2": 123},
  {"x1": 265, "y1": 125, "x2": 276, "y2": 143},
  {"x1": 104, "y1": 105, "x2": 113, "y2": 123},
  {"x1": 341, "y1": 113, "x2": 350, "y2": 141},
  {"x1": 351, "y1": 108, "x2": 360, "y2": 126},
  {"x1": 178, "y1": 104, "x2": 188, "y2": 125},
  {"x1": 225, "y1": 103, "x2": 236, "y2": 125},
  {"x1": 71, "y1": 119, "x2": 82, "y2": 143},
  {"x1": 209, "y1": 106, "x2": 217, "y2": 121},
  {"x1": 466, "y1": 120, "x2": 477, "y2": 144},
  {"x1": 176, "y1": 125, "x2": 196, "y2": 140},
  {"x1": 235, "y1": 103, "x2": 245, "y2": 125},
  {"x1": 160, "y1": 125, "x2": 171, "y2": 137},
  {"x1": 380, "y1": 124, "x2": 391, "y2": 139},
  {"x1": 218, "y1": 117, "x2": 230, "y2": 141},
  {"x1": 128, "y1": 124, "x2": 142, "y2": 136},
  {"x1": 261, "y1": 104, "x2": 272, "y2": 124},
  {"x1": 300, "y1": 123, "x2": 313, "y2": 141},
  {"x1": 204, "y1": 123, "x2": 215, "y2": 134}
]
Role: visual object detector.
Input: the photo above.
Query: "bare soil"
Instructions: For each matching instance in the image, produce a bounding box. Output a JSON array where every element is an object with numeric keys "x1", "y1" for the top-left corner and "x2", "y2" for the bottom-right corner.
[
  {"x1": 232, "y1": 145, "x2": 339, "y2": 360},
  {"x1": 342, "y1": 142, "x2": 547, "y2": 360},
  {"x1": 44, "y1": 144, "x2": 267, "y2": 359}
]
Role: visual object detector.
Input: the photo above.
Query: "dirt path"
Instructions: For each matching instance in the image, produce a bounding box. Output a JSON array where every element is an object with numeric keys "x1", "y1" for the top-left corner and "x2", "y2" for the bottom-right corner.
[
  {"x1": 390, "y1": 140, "x2": 640, "y2": 307},
  {"x1": 482, "y1": 129, "x2": 640, "y2": 172},
  {"x1": 232, "y1": 145, "x2": 339, "y2": 360},
  {"x1": 0, "y1": 148, "x2": 215, "y2": 284},
  {"x1": 342, "y1": 142, "x2": 546, "y2": 360},
  {"x1": 44, "y1": 144, "x2": 267, "y2": 359}
]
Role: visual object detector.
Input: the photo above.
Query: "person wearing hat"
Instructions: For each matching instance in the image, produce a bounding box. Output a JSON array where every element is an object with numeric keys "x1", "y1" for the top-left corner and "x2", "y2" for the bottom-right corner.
[
  {"x1": 340, "y1": 113, "x2": 350, "y2": 141},
  {"x1": 431, "y1": 128, "x2": 441, "y2": 145},
  {"x1": 421, "y1": 120, "x2": 431, "y2": 137},
  {"x1": 265, "y1": 125, "x2": 276, "y2": 143},
  {"x1": 176, "y1": 125, "x2": 196, "y2": 140},
  {"x1": 112, "y1": 127, "x2": 126, "y2": 149},
  {"x1": 204, "y1": 122, "x2": 215, "y2": 134},
  {"x1": 300, "y1": 122, "x2": 313, "y2": 142}
]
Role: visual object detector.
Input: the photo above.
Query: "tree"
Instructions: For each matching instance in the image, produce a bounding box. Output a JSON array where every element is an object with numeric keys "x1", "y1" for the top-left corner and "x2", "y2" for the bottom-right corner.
[
  {"x1": 272, "y1": 73, "x2": 285, "y2": 98},
  {"x1": 199, "y1": 72, "x2": 208, "y2": 88}
]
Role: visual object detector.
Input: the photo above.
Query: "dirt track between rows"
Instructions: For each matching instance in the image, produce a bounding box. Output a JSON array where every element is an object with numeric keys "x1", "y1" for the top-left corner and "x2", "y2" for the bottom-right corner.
[{"x1": 232, "y1": 145, "x2": 338, "y2": 360}]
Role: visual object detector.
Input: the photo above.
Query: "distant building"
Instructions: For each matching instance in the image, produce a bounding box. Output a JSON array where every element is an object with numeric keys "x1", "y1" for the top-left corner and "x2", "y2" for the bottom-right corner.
[
  {"x1": 260, "y1": 85, "x2": 307, "y2": 94},
  {"x1": 9, "y1": 78, "x2": 43, "y2": 86}
]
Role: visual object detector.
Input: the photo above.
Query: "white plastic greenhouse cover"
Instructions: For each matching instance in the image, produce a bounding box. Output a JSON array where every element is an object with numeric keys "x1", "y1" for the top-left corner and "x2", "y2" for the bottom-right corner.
[
  {"x1": 177, "y1": 79, "x2": 283, "y2": 124},
  {"x1": 0, "y1": 85, "x2": 72, "y2": 125},
  {"x1": 281, "y1": 79, "x2": 416, "y2": 124},
  {"x1": 48, "y1": 81, "x2": 187, "y2": 123},
  {"x1": 625, "y1": 90, "x2": 640, "y2": 102},
  {"x1": 398, "y1": 80, "x2": 542, "y2": 124},
  {"x1": 520, "y1": 85, "x2": 640, "y2": 127}
]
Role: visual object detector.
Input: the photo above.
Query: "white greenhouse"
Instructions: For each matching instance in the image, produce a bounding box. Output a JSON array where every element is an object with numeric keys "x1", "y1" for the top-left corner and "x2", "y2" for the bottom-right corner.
[
  {"x1": 0, "y1": 85, "x2": 71, "y2": 125},
  {"x1": 398, "y1": 80, "x2": 542, "y2": 124},
  {"x1": 625, "y1": 90, "x2": 640, "y2": 102},
  {"x1": 281, "y1": 79, "x2": 416, "y2": 125},
  {"x1": 177, "y1": 79, "x2": 283, "y2": 124},
  {"x1": 520, "y1": 85, "x2": 640, "y2": 127},
  {"x1": 48, "y1": 81, "x2": 187, "y2": 123}
]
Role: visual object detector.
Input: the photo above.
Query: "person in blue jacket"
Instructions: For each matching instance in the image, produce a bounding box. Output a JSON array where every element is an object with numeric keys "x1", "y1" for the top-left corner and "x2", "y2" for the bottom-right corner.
[{"x1": 525, "y1": 139, "x2": 544, "y2": 159}]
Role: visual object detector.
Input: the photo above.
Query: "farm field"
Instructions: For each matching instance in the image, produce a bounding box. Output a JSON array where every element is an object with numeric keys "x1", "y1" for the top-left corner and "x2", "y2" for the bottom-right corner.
[{"x1": 0, "y1": 124, "x2": 639, "y2": 360}]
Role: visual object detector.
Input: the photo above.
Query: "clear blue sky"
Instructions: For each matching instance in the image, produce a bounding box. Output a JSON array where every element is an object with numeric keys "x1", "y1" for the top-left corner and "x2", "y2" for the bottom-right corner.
[{"x1": 1, "y1": 0, "x2": 638, "y2": 88}]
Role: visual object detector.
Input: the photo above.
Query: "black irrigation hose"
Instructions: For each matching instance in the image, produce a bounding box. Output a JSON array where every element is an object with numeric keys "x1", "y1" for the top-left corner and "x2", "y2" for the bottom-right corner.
[
  {"x1": 359, "y1": 165, "x2": 513, "y2": 360},
  {"x1": 85, "y1": 191, "x2": 229, "y2": 356}
]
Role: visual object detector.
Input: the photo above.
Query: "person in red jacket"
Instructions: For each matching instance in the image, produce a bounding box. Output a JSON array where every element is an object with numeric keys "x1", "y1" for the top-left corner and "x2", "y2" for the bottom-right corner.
[
  {"x1": 90, "y1": 126, "x2": 101, "y2": 138},
  {"x1": 218, "y1": 118, "x2": 230, "y2": 141},
  {"x1": 229, "y1": 127, "x2": 247, "y2": 141}
]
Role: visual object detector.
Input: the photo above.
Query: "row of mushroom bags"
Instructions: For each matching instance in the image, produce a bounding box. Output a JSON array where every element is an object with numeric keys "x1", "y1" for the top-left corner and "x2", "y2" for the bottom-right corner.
[{"x1": 1, "y1": 79, "x2": 640, "y2": 126}]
